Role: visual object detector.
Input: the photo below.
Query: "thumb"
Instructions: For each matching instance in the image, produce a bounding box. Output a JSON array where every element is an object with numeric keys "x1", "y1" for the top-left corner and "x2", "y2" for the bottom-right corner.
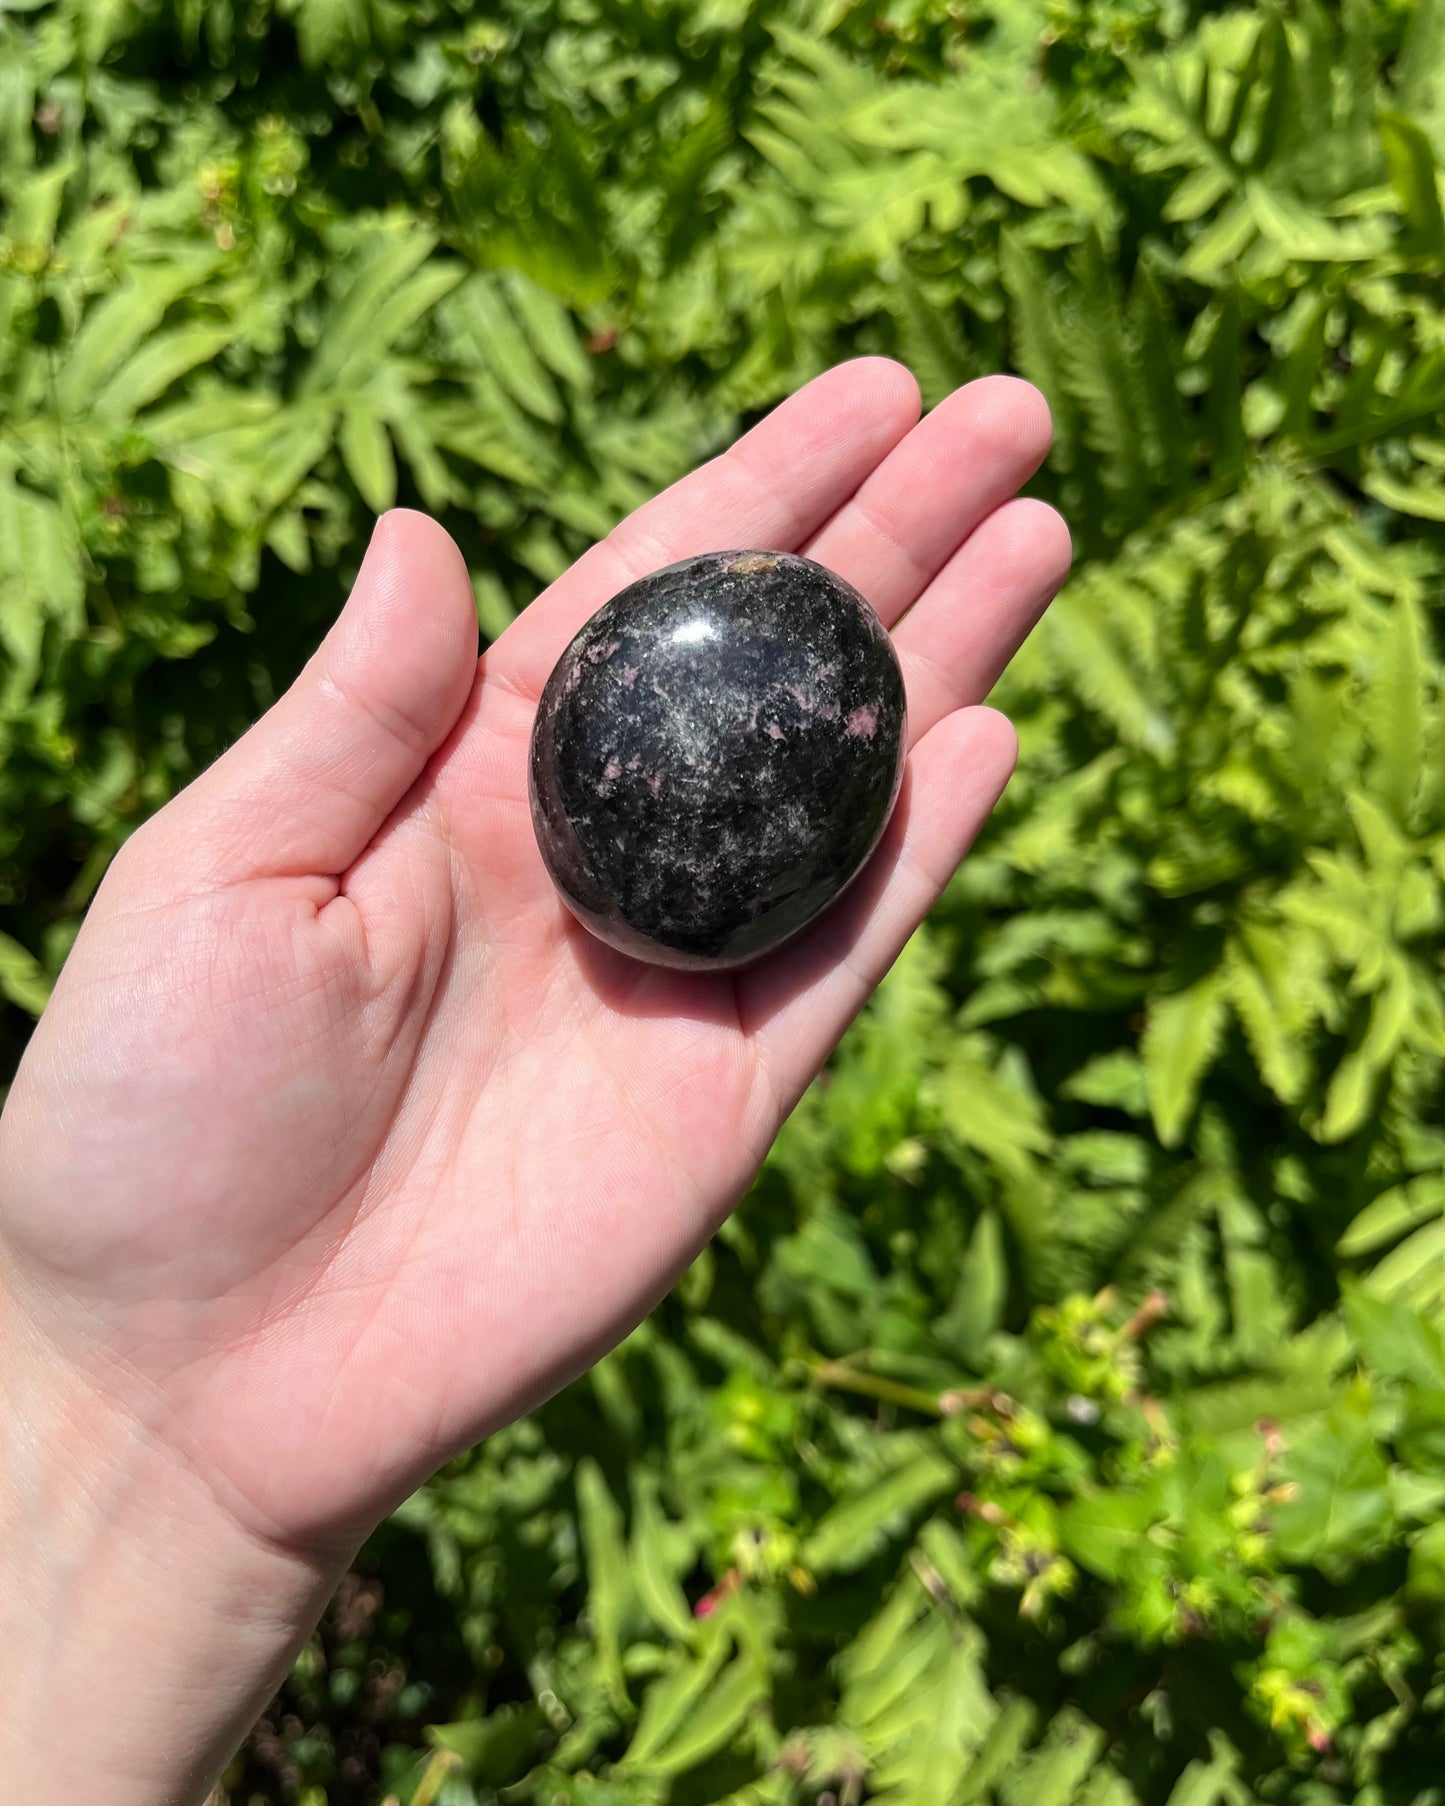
[{"x1": 146, "y1": 511, "x2": 479, "y2": 885}]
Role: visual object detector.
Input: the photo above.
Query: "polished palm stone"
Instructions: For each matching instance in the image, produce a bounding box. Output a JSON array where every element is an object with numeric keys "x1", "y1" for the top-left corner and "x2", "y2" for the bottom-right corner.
[{"x1": 528, "y1": 549, "x2": 907, "y2": 971}]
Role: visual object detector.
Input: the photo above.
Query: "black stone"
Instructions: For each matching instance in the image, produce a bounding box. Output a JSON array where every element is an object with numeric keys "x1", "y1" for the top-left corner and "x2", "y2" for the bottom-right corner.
[{"x1": 528, "y1": 549, "x2": 907, "y2": 971}]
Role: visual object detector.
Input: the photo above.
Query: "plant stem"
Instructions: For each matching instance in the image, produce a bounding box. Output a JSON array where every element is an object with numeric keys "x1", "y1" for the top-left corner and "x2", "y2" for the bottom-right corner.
[
  {"x1": 808, "y1": 1361, "x2": 947, "y2": 1417},
  {"x1": 410, "y1": 1750, "x2": 461, "y2": 1806}
]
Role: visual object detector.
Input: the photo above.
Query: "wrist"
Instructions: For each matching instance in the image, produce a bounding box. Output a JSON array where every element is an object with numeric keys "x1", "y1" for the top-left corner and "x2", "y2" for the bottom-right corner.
[{"x1": 0, "y1": 1303, "x2": 346, "y2": 1806}]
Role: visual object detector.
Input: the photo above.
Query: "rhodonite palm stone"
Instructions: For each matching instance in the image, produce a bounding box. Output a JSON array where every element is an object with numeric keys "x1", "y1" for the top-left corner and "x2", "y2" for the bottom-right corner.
[{"x1": 528, "y1": 549, "x2": 907, "y2": 971}]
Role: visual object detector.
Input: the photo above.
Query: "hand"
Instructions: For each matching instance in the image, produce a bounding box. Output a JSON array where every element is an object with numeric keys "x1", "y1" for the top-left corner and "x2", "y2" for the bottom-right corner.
[{"x1": 0, "y1": 361, "x2": 1069, "y2": 1802}]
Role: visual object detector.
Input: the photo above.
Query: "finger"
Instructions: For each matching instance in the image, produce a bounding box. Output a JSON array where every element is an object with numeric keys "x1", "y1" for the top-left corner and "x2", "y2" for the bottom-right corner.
[
  {"x1": 150, "y1": 511, "x2": 479, "y2": 884},
  {"x1": 490, "y1": 358, "x2": 922, "y2": 700},
  {"x1": 738, "y1": 706, "x2": 1017, "y2": 1122},
  {"x1": 895, "y1": 497, "x2": 1072, "y2": 748},
  {"x1": 802, "y1": 375, "x2": 1053, "y2": 628}
]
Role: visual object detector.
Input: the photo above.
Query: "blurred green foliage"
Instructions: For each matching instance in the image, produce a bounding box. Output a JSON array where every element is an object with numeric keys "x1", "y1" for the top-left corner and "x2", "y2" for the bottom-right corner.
[{"x1": 4, "y1": 0, "x2": 1445, "y2": 1801}]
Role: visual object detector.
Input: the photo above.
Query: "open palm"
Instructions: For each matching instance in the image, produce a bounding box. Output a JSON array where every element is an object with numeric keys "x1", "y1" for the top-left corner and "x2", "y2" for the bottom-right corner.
[{"x1": 0, "y1": 360, "x2": 1069, "y2": 1556}]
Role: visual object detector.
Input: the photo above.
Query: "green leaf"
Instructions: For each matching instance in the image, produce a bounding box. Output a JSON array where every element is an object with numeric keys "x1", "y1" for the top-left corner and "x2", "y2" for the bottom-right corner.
[
  {"x1": 1002, "y1": 1709, "x2": 1106, "y2": 1806},
  {"x1": 869, "y1": 1627, "x2": 996, "y2": 1805},
  {"x1": 625, "y1": 1650, "x2": 764, "y2": 1776},
  {"x1": 955, "y1": 1697, "x2": 1039, "y2": 1804},
  {"x1": 0, "y1": 929, "x2": 50, "y2": 1015},
  {"x1": 449, "y1": 275, "x2": 564, "y2": 423},
  {"x1": 286, "y1": 0, "x2": 377, "y2": 66},
  {"x1": 1058, "y1": 1491, "x2": 1155, "y2": 1583},
  {"x1": 1060, "y1": 1051, "x2": 1150, "y2": 1118},
  {"x1": 1060, "y1": 231, "x2": 1148, "y2": 503},
  {"x1": 889, "y1": 264, "x2": 972, "y2": 410},
  {"x1": 575, "y1": 1459, "x2": 631, "y2": 1713},
  {"x1": 1181, "y1": 198, "x2": 1256, "y2": 283},
  {"x1": 0, "y1": 467, "x2": 85, "y2": 692},
  {"x1": 938, "y1": 1208, "x2": 1008, "y2": 1364},
  {"x1": 332, "y1": 261, "x2": 463, "y2": 393},
  {"x1": 1273, "y1": 1384, "x2": 1395, "y2": 1571},
  {"x1": 1406, "y1": 1519, "x2": 1445, "y2": 1606},
  {"x1": 1202, "y1": 293, "x2": 1245, "y2": 473},
  {"x1": 301, "y1": 229, "x2": 443, "y2": 395},
  {"x1": 1363, "y1": 465, "x2": 1445, "y2": 520},
  {"x1": 1370, "y1": 595, "x2": 1424, "y2": 828},
  {"x1": 339, "y1": 402, "x2": 397, "y2": 513},
  {"x1": 630, "y1": 1479, "x2": 694, "y2": 1643},
  {"x1": 1380, "y1": 112, "x2": 1445, "y2": 252},
  {"x1": 1245, "y1": 179, "x2": 1385, "y2": 261},
  {"x1": 427, "y1": 1705, "x2": 548, "y2": 1785},
  {"x1": 1319, "y1": 969, "x2": 1413, "y2": 1143},
  {"x1": 472, "y1": 568, "x2": 517, "y2": 642},
  {"x1": 1396, "y1": 0, "x2": 1445, "y2": 155},
  {"x1": 1338, "y1": 1178, "x2": 1445, "y2": 1258},
  {"x1": 623, "y1": 1630, "x2": 731, "y2": 1770},
  {"x1": 802, "y1": 1449, "x2": 957, "y2": 1576},
  {"x1": 501, "y1": 271, "x2": 593, "y2": 391},
  {"x1": 1163, "y1": 1733, "x2": 1245, "y2": 1806},
  {"x1": 265, "y1": 510, "x2": 312, "y2": 574},
  {"x1": 1044, "y1": 581, "x2": 1175, "y2": 754},
  {"x1": 1143, "y1": 974, "x2": 1228, "y2": 1148},
  {"x1": 1224, "y1": 922, "x2": 1322, "y2": 1106},
  {"x1": 1367, "y1": 1216, "x2": 1445, "y2": 1307},
  {"x1": 97, "y1": 324, "x2": 234, "y2": 419},
  {"x1": 56, "y1": 263, "x2": 209, "y2": 412},
  {"x1": 1001, "y1": 230, "x2": 1077, "y2": 468},
  {"x1": 1344, "y1": 1283, "x2": 1445, "y2": 1389}
]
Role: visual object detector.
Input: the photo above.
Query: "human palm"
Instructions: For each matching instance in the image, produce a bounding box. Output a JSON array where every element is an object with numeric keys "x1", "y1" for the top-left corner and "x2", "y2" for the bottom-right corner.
[{"x1": 0, "y1": 361, "x2": 1068, "y2": 1556}]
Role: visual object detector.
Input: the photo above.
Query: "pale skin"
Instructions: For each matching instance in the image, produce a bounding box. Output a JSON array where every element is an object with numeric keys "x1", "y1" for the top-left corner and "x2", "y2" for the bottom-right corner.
[{"x1": 0, "y1": 360, "x2": 1070, "y2": 1804}]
